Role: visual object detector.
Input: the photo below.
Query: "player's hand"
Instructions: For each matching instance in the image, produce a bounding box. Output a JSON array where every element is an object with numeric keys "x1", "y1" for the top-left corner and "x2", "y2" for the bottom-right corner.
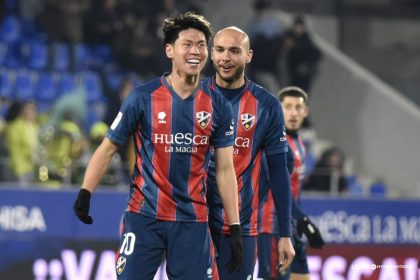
[
  {"x1": 73, "y1": 188, "x2": 93, "y2": 224},
  {"x1": 227, "y1": 224, "x2": 243, "y2": 273},
  {"x1": 297, "y1": 216, "x2": 324, "y2": 249},
  {"x1": 277, "y1": 237, "x2": 295, "y2": 272}
]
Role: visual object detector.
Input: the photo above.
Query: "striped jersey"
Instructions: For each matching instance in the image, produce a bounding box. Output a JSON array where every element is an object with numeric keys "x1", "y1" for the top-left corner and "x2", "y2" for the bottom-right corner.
[
  {"x1": 107, "y1": 74, "x2": 234, "y2": 222},
  {"x1": 259, "y1": 133, "x2": 306, "y2": 234},
  {"x1": 204, "y1": 76, "x2": 288, "y2": 236}
]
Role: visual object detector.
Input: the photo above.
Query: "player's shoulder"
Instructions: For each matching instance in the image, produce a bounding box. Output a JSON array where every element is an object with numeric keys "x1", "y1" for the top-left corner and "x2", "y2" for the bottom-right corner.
[
  {"x1": 247, "y1": 79, "x2": 278, "y2": 105},
  {"x1": 133, "y1": 76, "x2": 164, "y2": 96},
  {"x1": 199, "y1": 76, "x2": 230, "y2": 103}
]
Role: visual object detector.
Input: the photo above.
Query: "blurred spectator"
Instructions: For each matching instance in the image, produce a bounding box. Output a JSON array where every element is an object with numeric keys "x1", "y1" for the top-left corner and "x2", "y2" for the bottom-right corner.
[
  {"x1": 248, "y1": 0, "x2": 283, "y2": 93},
  {"x1": 5, "y1": 101, "x2": 39, "y2": 185},
  {"x1": 104, "y1": 76, "x2": 136, "y2": 177},
  {"x1": 113, "y1": 16, "x2": 165, "y2": 78},
  {"x1": 84, "y1": 0, "x2": 123, "y2": 45},
  {"x1": 75, "y1": 121, "x2": 125, "y2": 186},
  {"x1": 39, "y1": 113, "x2": 86, "y2": 187},
  {"x1": 39, "y1": 0, "x2": 90, "y2": 43},
  {"x1": 285, "y1": 15, "x2": 322, "y2": 93},
  {"x1": 302, "y1": 147, "x2": 348, "y2": 194}
]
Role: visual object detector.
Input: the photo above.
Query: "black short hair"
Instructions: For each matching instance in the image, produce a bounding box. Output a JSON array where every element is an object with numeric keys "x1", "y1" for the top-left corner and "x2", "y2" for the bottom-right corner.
[
  {"x1": 162, "y1": 12, "x2": 213, "y2": 46},
  {"x1": 277, "y1": 86, "x2": 308, "y2": 104}
]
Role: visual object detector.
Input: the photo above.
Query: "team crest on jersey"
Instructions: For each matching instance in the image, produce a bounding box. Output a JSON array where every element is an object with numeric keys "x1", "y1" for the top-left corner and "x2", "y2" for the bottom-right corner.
[
  {"x1": 196, "y1": 111, "x2": 211, "y2": 128},
  {"x1": 241, "y1": 113, "x2": 255, "y2": 130},
  {"x1": 116, "y1": 256, "x2": 126, "y2": 275}
]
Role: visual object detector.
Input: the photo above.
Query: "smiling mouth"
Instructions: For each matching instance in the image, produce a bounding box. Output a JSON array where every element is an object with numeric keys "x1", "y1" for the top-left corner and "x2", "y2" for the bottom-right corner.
[{"x1": 187, "y1": 59, "x2": 201, "y2": 65}]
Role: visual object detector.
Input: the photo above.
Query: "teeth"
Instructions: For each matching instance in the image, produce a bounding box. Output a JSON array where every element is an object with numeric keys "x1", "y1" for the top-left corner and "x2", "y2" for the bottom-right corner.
[{"x1": 187, "y1": 59, "x2": 200, "y2": 64}]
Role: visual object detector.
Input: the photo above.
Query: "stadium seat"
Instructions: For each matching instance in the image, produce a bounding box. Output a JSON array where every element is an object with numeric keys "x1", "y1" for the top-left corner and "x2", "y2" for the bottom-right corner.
[
  {"x1": 105, "y1": 72, "x2": 123, "y2": 91},
  {"x1": 82, "y1": 72, "x2": 104, "y2": 103},
  {"x1": 0, "y1": 43, "x2": 6, "y2": 65},
  {"x1": 347, "y1": 175, "x2": 364, "y2": 196},
  {"x1": 370, "y1": 181, "x2": 387, "y2": 197},
  {"x1": 15, "y1": 70, "x2": 38, "y2": 101},
  {"x1": 0, "y1": 69, "x2": 15, "y2": 99},
  {"x1": 73, "y1": 43, "x2": 93, "y2": 71},
  {"x1": 27, "y1": 41, "x2": 49, "y2": 70},
  {"x1": 58, "y1": 72, "x2": 78, "y2": 96},
  {"x1": 3, "y1": 42, "x2": 23, "y2": 69},
  {"x1": 36, "y1": 72, "x2": 57, "y2": 102},
  {"x1": 0, "y1": 15, "x2": 21, "y2": 43},
  {"x1": 52, "y1": 43, "x2": 70, "y2": 71}
]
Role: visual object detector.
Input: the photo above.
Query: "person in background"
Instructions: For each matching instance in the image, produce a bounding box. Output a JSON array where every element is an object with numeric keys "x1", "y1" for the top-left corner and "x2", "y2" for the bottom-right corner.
[
  {"x1": 5, "y1": 101, "x2": 39, "y2": 186},
  {"x1": 285, "y1": 16, "x2": 322, "y2": 94},
  {"x1": 303, "y1": 146, "x2": 348, "y2": 194},
  {"x1": 258, "y1": 86, "x2": 324, "y2": 280}
]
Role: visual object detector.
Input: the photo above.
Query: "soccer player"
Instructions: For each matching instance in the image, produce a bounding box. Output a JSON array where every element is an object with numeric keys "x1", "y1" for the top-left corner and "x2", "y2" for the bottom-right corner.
[
  {"x1": 203, "y1": 26, "x2": 295, "y2": 280},
  {"x1": 73, "y1": 12, "x2": 242, "y2": 280},
  {"x1": 258, "y1": 86, "x2": 324, "y2": 280}
]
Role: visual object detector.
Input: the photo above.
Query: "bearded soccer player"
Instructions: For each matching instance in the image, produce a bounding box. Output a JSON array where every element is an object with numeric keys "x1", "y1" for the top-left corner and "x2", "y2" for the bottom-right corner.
[
  {"x1": 258, "y1": 86, "x2": 324, "y2": 280},
  {"x1": 203, "y1": 26, "x2": 295, "y2": 280},
  {"x1": 73, "y1": 12, "x2": 242, "y2": 280}
]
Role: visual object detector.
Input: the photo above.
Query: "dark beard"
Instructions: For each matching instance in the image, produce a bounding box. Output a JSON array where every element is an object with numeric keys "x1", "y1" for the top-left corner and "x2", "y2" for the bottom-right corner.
[{"x1": 214, "y1": 63, "x2": 245, "y2": 84}]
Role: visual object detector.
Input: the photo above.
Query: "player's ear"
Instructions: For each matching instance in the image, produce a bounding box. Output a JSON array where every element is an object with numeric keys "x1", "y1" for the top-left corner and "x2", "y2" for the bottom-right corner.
[
  {"x1": 304, "y1": 105, "x2": 309, "y2": 118},
  {"x1": 165, "y1": 44, "x2": 173, "y2": 59},
  {"x1": 246, "y1": 49, "x2": 253, "y2": 64}
]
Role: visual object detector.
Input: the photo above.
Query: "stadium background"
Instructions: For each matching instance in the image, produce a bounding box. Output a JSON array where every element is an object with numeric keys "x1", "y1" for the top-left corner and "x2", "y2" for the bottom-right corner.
[{"x1": 1, "y1": 0, "x2": 420, "y2": 279}]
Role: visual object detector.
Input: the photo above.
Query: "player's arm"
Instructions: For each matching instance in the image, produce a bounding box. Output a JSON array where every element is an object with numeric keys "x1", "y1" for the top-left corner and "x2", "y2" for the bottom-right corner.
[
  {"x1": 266, "y1": 152, "x2": 295, "y2": 271},
  {"x1": 214, "y1": 145, "x2": 240, "y2": 225},
  {"x1": 81, "y1": 137, "x2": 119, "y2": 193},
  {"x1": 214, "y1": 145, "x2": 242, "y2": 272},
  {"x1": 74, "y1": 137, "x2": 119, "y2": 224}
]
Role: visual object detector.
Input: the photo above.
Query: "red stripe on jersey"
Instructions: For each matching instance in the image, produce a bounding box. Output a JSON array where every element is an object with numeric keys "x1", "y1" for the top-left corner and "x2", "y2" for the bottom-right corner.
[
  {"x1": 260, "y1": 190, "x2": 275, "y2": 233},
  {"x1": 270, "y1": 235, "x2": 279, "y2": 278},
  {"x1": 287, "y1": 137, "x2": 305, "y2": 200},
  {"x1": 127, "y1": 130, "x2": 145, "y2": 213},
  {"x1": 250, "y1": 151, "x2": 262, "y2": 235},
  {"x1": 234, "y1": 90, "x2": 258, "y2": 192},
  {"x1": 152, "y1": 86, "x2": 176, "y2": 220},
  {"x1": 188, "y1": 89, "x2": 212, "y2": 221}
]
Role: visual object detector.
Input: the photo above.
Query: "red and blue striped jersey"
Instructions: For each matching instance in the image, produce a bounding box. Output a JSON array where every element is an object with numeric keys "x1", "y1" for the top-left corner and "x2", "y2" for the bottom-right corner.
[
  {"x1": 107, "y1": 75, "x2": 234, "y2": 222},
  {"x1": 204, "y1": 77, "x2": 288, "y2": 236},
  {"x1": 259, "y1": 133, "x2": 305, "y2": 234}
]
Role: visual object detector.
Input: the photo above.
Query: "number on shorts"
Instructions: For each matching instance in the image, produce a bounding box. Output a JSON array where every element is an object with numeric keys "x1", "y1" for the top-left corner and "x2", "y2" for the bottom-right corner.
[{"x1": 119, "y1": 232, "x2": 136, "y2": 255}]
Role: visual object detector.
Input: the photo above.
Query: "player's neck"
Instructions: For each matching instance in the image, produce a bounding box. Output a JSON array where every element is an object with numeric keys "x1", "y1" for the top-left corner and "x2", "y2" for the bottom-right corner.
[
  {"x1": 215, "y1": 74, "x2": 245, "y2": 90},
  {"x1": 167, "y1": 72, "x2": 200, "y2": 99}
]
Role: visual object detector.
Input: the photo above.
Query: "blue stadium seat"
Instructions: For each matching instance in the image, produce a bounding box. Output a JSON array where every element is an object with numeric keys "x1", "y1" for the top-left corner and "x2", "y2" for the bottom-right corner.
[
  {"x1": 105, "y1": 72, "x2": 123, "y2": 91},
  {"x1": 36, "y1": 72, "x2": 57, "y2": 102},
  {"x1": 0, "y1": 69, "x2": 16, "y2": 99},
  {"x1": 0, "y1": 43, "x2": 6, "y2": 65},
  {"x1": 58, "y1": 72, "x2": 78, "y2": 96},
  {"x1": 3, "y1": 42, "x2": 23, "y2": 69},
  {"x1": 347, "y1": 175, "x2": 364, "y2": 197},
  {"x1": 82, "y1": 72, "x2": 103, "y2": 103},
  {"x1": 369, "y1": 181, "x2": 387, "y2": 198},
  {"x1": 73, "y1": 43, "x2": 93, "y2": 71},
  {"x1": 27, "y1": 41, "x2": 49, "y2": 70},
  {"x1": 52, "y1": 43, "x2": 70, "y2": 71},
  {"x1": 15, "y1": 70, "x2": 38, "y2": 101},
  {"x1": 0, "y1": 15, "x2": 21, "y2": 43}
]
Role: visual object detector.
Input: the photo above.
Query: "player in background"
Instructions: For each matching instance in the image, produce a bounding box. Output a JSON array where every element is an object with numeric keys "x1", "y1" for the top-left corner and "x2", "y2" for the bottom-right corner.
[
  {"x1": 258, "y1": 86, "x2": 324, "y2": 280},
  {"x1": 73, "y1": 12, "x2": 242, "y2": 280},
  {"x1": 203, "y1": 26, "x2": 295, "y2": 280}
]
